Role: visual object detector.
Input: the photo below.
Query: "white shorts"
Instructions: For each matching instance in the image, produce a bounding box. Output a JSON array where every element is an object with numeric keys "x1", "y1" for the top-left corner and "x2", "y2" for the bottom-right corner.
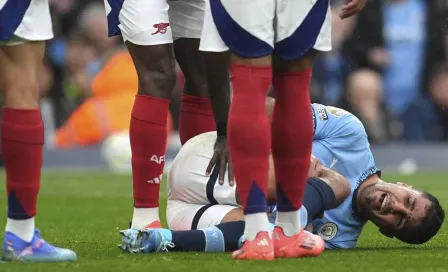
[
  {"x1": 0, "y1": 0, "x2": 53, "y2": 44},
  {"x1": 167, "y1": 131, "x2": 239, "y2": 230},
  {"x1": 168, "y1": 0, "x2": 205, "y2": 40},
  {"x1": 199, "y1": 0, "x2": 332, "y2": 59},
  {"x1": 167, "y1": 200, "x2": 238, "y2": 230},
  {"x1": 105, "y1": 0, "x2": 205, "y2": 46}
]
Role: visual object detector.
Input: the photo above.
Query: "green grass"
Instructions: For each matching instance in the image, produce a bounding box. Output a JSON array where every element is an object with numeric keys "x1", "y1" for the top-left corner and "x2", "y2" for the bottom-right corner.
[{"x1": 0, "y1": 172, "x2": 447, "y2": 272}]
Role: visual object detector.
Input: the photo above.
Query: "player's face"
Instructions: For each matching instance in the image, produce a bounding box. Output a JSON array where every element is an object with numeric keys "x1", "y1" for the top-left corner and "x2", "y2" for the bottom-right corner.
[{"x1": 359, "y1": 182, "x2": 430, "y2": 232}]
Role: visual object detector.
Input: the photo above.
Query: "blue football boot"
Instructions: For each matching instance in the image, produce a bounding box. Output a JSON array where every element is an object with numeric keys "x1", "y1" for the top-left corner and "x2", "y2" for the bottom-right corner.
[
  {"x1": 2, "y1": 229, "x2": 77, "y2": 262},
  {"x1": 119, "y1": 228, "x2": 173, "y2": 253}
]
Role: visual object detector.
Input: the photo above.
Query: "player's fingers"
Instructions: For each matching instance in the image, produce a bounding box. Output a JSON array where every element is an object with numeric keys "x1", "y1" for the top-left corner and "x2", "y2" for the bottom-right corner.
[
  {"x1": 342, "y1": 0, "x2": 357, "y2": 10},
  {"x1": 218, "y1": 157, "x2": 226, "y2": 185},
  {"x1": 206, "y1": 153, "x2": 218, "y2": 176},
  {"x1": 228, "y1": 159, "x2": 235, "y2": 186},
  {"x1": 339, "y1": 7, "x2": 357, "y2": 19}
]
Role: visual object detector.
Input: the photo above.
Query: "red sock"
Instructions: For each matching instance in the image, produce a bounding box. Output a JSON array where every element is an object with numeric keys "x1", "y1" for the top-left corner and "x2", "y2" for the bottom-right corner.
[
  {"x1": 228, "y1": 64, "x2": 272, "y2": 214},
  {"x1": 179, "y1": 93, "x2": 216, "y2": 145},
  {"x1": 130, "y1": 95, "x2": 170, "y2": 208},
  {"x1": 2, "y1": 108, "x2": 43, "y2": 219},
  {"x1": 272, "y1": 69, "x2": 313, "y2": 211}
]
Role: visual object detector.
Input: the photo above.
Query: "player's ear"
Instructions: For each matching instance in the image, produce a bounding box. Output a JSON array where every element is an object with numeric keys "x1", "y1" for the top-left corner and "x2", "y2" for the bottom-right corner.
[
  {"x1": 379, "y1": 228, "x2": 394, "y2": 239},
  {"x1": 397, "y1": 182, "x2": 413, "y2": 189}
]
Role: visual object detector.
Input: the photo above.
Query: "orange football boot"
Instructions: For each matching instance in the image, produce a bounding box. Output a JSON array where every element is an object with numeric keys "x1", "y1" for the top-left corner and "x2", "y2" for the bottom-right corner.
[
  {"x1": 232, "y1": 231, "x2": 274, "y2": 261},
  {"x1": 273, "y1": 227, "x2": 325, "y2": 258}
]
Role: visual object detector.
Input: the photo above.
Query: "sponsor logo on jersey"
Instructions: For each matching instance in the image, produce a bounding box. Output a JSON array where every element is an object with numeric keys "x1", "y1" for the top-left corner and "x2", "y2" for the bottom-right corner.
[
  {"x1": 317, "y1": 105, "x2": 328, "y2": 120},
  {"x1": 317, "y1": 222, "x2": 338, "y2": 241},
  {"x1": 326, "y1": 106, "x2": 350, "y2": 117},
  {"x1": 152, "y1": 22, "x2": 170, "y2": 35}
]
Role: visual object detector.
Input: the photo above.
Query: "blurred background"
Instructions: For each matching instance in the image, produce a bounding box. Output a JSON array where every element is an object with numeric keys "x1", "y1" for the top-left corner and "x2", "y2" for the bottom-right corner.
[{"x1": 2, "y1": 0, "x2": 448, "y2": 173}]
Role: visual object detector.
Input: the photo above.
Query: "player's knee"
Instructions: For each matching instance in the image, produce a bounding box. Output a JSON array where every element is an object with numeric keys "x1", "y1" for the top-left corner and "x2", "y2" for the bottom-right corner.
[
  {"x1": 137, "y1": 61, "x2": 177, "y2": 99},
  {"x1": 220, "y1": 208, "x2": 244, "y2": 223},
  {"x1": 130, "y1": 44, "x2": 177, "y2": 99},
  {"x1": 320, "y1": 176, "x2": 351, "y2": 208},
  {"x1": 231, "y1": 54, "x2": 271, "y2": 67},
  {"x1": 274, "y1": 49, "x2": 318, "y2": 73},
  {"x1": 307, "y1": 177, "x2": 337, "y2": 210}
]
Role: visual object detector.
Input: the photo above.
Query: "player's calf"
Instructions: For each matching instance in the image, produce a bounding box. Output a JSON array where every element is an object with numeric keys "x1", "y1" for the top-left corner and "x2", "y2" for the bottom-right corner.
[
  {"x1": 175, "y1": 38, "x2": 216, "y2": 144},
  {"x1": 125, "y1": 42, "x2": 177, "y2": 229}
]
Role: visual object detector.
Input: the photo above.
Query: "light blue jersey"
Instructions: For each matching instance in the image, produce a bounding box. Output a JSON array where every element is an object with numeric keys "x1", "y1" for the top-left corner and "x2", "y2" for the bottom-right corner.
[{"x1": 310, "y1": 104, "x2": 380, "y2": 249}]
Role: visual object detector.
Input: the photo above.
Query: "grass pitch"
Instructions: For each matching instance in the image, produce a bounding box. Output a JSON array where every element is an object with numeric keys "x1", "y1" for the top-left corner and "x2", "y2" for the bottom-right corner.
[{"x1": 0, "y1": 171, "x2": 447, "y2": 272}]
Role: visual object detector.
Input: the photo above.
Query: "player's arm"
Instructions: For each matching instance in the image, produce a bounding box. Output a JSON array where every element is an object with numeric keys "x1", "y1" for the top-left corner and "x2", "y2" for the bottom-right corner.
[
  {"x1": 267, "y1": 155, "x2": 351, "y2": 207},
  {"x1": 204, "y1": 52, "x2": 234, "y2": 185}
]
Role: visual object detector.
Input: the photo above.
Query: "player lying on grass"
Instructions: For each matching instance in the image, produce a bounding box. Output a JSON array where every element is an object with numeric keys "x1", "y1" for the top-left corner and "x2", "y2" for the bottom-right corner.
[
  {"x1": 119, "y1": 153, "x2": 349, "y2": 253},
  {"x1": 119, "y1": 99, "x2": 445, "y2": 253}
]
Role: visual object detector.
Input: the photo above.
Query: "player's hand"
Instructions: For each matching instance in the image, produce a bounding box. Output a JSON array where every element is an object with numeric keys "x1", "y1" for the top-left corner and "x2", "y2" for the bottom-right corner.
[
  {"x1": 339, "y1": 0, "x2": 367, "y2": 19},
  {"x1": 206, "y1": 136, "x2": 235, "y2": 186},
  {"x1": 308, "y1": 155, "x2": 323, "y2": 178}
]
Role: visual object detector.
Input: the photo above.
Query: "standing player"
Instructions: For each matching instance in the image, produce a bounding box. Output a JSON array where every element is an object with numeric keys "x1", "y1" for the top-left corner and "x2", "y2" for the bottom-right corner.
[
  {"x1": 104, "y1": 0, "x2": 233, "y2": 232},
  {"x1": 199, "y1": 0, "x2": 367, "y2": 260},
  {"x1": 104, "y1": 0, "x2": 177, "y2": 230},
  {"x1": 168, "y1": 0, "x2": 232, "y2": 184},
  {"x1": 0, "y1": 0, "x2": 76, "y2": 262}
]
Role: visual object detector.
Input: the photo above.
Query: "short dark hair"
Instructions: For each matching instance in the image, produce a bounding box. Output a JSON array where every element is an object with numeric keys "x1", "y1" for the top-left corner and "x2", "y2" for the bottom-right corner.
[{"x1": 394, "y1": 192, "x2": 444, "y2": 244}]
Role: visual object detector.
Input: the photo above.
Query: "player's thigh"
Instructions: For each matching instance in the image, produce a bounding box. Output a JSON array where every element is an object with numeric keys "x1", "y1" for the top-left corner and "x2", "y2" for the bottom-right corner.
[
  {"x1": 275, "y1": 0, "x2": 331, "y2": 61},
  {"x1": 105, "y1": 0, "x2": 176, "y2": 98},
  {"x1": 168, "y1": 0, "x2": 207, "y2": 97},
  {"x1": 201, "y1": 0, "x2": 275, "y2": 58},
  {"x1": 0, "y1": 42, "x2": 45, "y2": 106},
  {"x1": 173, "y1": 38, "x2": 209, "y2": 97},
  {"x1": 169, "y1": 0, "x2": 205, "y2": 40},
  {"x1": 167, "y1": 200, "x2": 239, "y2": 230}
]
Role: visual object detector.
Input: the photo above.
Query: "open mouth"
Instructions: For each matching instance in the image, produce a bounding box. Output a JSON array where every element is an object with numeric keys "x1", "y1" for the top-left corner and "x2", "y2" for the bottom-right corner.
[{"x1": 376, "y1": 193, "x2": 388, "y2": 212}]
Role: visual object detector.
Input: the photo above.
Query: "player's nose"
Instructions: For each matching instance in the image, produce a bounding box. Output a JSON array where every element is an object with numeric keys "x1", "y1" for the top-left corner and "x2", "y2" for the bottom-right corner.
[{"x1": 391, "y1": 201, "x2": 409, "y2": 215}]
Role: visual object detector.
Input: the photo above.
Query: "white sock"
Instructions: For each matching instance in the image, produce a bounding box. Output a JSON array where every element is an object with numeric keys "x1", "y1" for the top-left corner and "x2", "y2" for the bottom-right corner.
[
  {"x1": 275, "y1": 210, "x2": 302, "y2": 237},
  {"x1": 131, "y1": 207, "x2": 159, "y2": 229},
  {"x1": 6, "y1": 218, "x2": 35, "y2": 243},
  {"x1": 244, "y1": 213, "x2": 271, "y2": 241}
]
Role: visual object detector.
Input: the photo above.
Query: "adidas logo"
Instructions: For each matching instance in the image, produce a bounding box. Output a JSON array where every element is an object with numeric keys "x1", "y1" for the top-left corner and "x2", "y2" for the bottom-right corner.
[
  {"x1": 257, "y1": 238, "x2": 270, "y2": 247},
  {"x1": 148, "y1": 174, "x2": 162, "y2": 184}
]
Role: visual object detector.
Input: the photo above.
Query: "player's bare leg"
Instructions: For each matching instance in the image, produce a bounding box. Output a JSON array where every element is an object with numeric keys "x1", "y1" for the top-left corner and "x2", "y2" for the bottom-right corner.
[
  {"x1": 228, "y1": 54, "x2": 274, "y2": 261},
  {"x1": 0, "y1": 42, "x2": 76, "y2": 262},
  {"x1": 271, "y1": 51, "x2": 325, "y2": 258},
  {"x1": 175, "y1": 37, "x2": 232, "y2": 183},
  {"x1": 174, "y1": 38, "x2": 216, "y2": 145},
  {"x1": 126, "y1": 42, "x2": 176, "y2": 229}
]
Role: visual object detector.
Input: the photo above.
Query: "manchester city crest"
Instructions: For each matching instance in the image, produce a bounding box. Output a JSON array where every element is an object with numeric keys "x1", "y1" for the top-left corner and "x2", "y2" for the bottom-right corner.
[{"x1": 317, "y1": 222, "x2": 338, "y2": 240}]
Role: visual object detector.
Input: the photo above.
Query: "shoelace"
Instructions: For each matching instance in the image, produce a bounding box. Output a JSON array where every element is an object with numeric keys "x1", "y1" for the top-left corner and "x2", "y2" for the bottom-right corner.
[
  {"x1": 157, "y1": 241, "x2": 175, "y2": 252},
  {"x1": 137, "y1": 231, "x2": 174, "y2": 253}
]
